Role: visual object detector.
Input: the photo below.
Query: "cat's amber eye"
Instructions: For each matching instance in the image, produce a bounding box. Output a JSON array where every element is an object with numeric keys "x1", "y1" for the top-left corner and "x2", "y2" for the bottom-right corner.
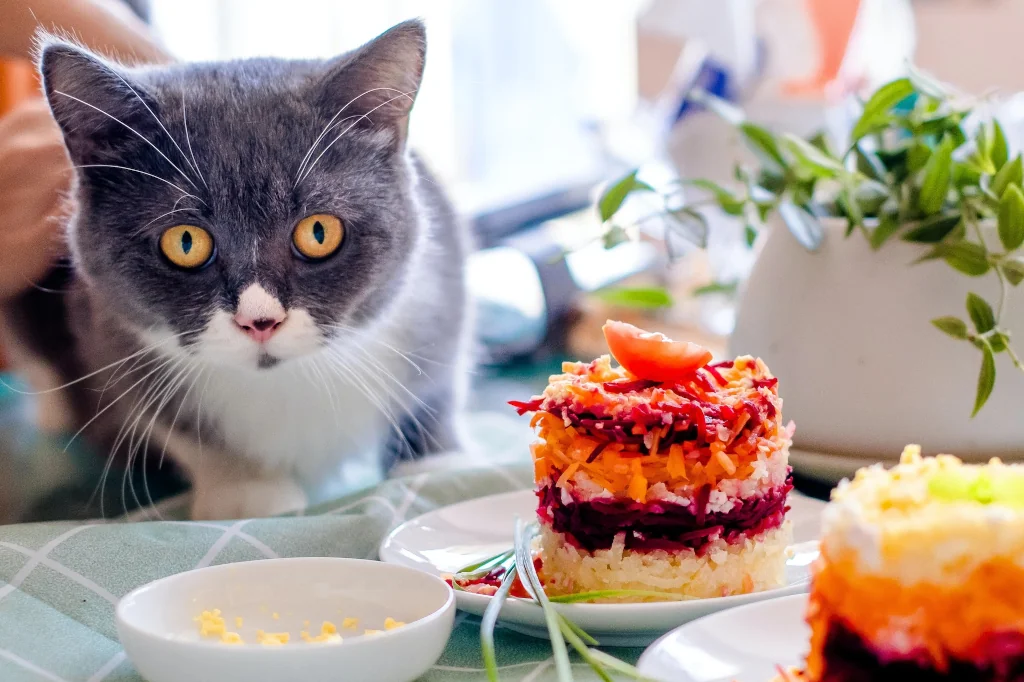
[
  {"x1": 160, "y1": 225, "x2": 214, "y2": 269},
  {"x1": 293, "y1": 214, "x2": 344, "y2": 260}
]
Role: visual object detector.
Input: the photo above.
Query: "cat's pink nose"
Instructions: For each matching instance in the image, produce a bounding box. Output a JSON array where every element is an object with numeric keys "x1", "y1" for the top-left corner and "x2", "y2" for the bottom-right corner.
[{"x1": 234, "y1": 312, "x2": 285, "y2": 343}]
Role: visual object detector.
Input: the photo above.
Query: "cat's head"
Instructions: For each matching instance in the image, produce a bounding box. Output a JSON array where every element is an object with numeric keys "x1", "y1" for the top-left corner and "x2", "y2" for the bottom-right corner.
[{"x1": 40, "y1": 20, "x2": 428, "y2": 370}]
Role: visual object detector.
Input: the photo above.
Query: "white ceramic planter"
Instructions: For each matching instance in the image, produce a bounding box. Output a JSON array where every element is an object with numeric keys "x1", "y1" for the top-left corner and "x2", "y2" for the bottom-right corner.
[{"x1": 729, "y1": 218, "x2": 1024, "y2": 462}]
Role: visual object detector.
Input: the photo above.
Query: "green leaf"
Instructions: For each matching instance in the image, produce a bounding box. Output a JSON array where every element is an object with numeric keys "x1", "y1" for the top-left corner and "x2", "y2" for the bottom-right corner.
[
  {"x1": 808, "y1": 131, "x2": 836, "y2": 157},
  {"x1": 854, "y1": 145, "x2": 888, "y2": 182},
  {"x1": 598, "y1": 170, "x2": 654, "y2": 222},
  {"x1": 851, "y1": 77, "x2": 915, "y2": 141},
  {"x1": 594, "y1": 286, "x2": 674, "y2": 309},
  {"x1": 953, "y1": 161, "x2": 983, "y2": 190},
  {"x1": 948, "y1": 124, "x2": 968, "y2": 149},
  {"x1": 779, "y1": 201, "x2": 824, "y2": 251},
  {"x1": 783, "y1": 134, "x2": 845, "y2": 178},
  {"x1": 854, "y1": 180, "x2": 890, "y2": 216},
  {"x1": 918, "y1": 136, "x2": 954, "y2": 214},
  {"x1": 991, "y1": 332, "x2": 1009, "y2": 353},
  {"x1": 999, "y1": 184, "x2": 1024, "y2": 250},
  {"x1": 877, "y1": 146, "x2": 910, "y2": 175},
  {"x1": 931, "y1": 241, "x2": 991, "y2": 276},
  {"x1": 744, "y1": 224, "x2": 758, "y2": 247},
  {"x1": 966, "y1": 292, "x2": 997, "y2": 333},
  {"x1": 907, "y1": 142, "x2": 933, "y2": 175},
  {"x1": 967, "y1": 152, "x2": 997, "y2": 176},
  {"x1": 991, "y1": 155, "x2": 1023, "y2": 197},
  {"x1": 870, "y1": 212, "x2": 901, "y2": 249},
  {"x1": 601, "y1": 225, "x2": 629, "y2": 249},
  {"x1": 908, "y1": 65, "x2": 947, "y2": 99},
  {"x1": 972, "y1": 343, "x2": 996, "y2": 417},
  {"x1": 667, "y1": 207, "x2": 709, "y2": 247},
  {"x1": 684, "y1": 179, "x2": 745, "y2": 215},
  {"x1": 739, "y1": 122, "x2": 787, "y2": 169},
  {"x1": 842, "y1": 185, "x2": 864, "y2": 228},
  {"x1": 976, "y1": 124, "x2": 995, "y2": 165},
  {"x1": 692, "y1": 281, "x2": 738, "y2": 297},
  {"x1": 932, "y1": 316, "x2": 969, "y2": 339},
  {"x1": 992, "y1": 121, "x2": 1010, "y2": 170},
  {"x1": 915, "y1": 112, "x2": 967, "y2": 140},
  {"x1": 902, "y1": 213, "x2": 961, "y2": 243},
  {"x1": 757, "y1": 169, "x2": 787, "y2": 195},
  {"x1": 1001, "y1": 257, "x2": 1024, "y2": 286},
  {"x1": 689, "y1": 88, "x2": 745, "y2": 125}
]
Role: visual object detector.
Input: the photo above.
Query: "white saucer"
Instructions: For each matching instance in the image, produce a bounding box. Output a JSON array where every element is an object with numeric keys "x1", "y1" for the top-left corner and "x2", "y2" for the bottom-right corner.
[
  {"x1": 637, "y1": 593, "x2": 809, "y2": 681},
  {"x1": 378, "y1": 490, "x2": 824, "y2": 646}
]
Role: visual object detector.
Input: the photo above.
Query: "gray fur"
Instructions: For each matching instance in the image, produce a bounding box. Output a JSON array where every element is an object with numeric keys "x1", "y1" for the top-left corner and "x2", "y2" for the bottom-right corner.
[{"x1": 3, "y1": 21, "x2": 470, "y2": 517}]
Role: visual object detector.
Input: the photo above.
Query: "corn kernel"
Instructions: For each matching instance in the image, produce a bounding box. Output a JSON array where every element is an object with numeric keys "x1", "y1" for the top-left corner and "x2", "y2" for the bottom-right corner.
[
  {"x1": 383, "y1": 617, "x2": 405, "y2": 631},
  {"x1": 221, "y1": 632, "x2": 243, "y2": 645}
]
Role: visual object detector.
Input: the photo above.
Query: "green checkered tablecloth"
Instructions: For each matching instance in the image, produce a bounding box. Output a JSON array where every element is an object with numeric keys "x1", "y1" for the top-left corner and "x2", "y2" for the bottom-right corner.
[{"x1": 0, "y1": 463, "x2": 649, "y2": 682}]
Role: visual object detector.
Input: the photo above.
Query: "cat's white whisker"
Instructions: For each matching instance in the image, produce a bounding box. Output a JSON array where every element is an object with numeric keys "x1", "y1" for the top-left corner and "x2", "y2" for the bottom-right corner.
[
  {"x1": 302, "y1": 357, "x2": 340, "y2": 420},
  {"x1": 108, "y1": 71, "x2": 206, "y2": 190},
  {"x1": 297, "y1": 90, "x2": 415, "y2": 185},
  {"x1": 71, "y1": 164, "x2": 205, "y2": 206},
  {"x1": 181, "y1": 92, "x2": 209, "y2": 189},
  {"x1": 95, "y1": 352, "x2": 167, "y2": 408},
  {"x1": 116, "y1": 355, "x2": 191, "y2": 515},
  {"x1": 95, "y1": 330, "x2": 199, "y2": 403},
  {"x1": 322, "y1": 348, "x2": 441, "y2": 456},
  {"x1": 120, "y1": 366, "x2": 178, "y2": 517},
  {"x1": 293, "y1": 86, "x2": 410, "y2": 185},
  {"x1": 345, "y1": 350, "x2": 442, "y2": 453},
  {"x1": 158, "y1": 365, "x2": 205, "y2": 470},
  {"x1": 320, "y1": 352, "x2": 406, "y2": 446},
  {"x1": 54, "y1": 90, "x2": 202, "y2": 192},
  {"x1": 134, "y1": 361, "x2": 201, "y2": 519},
  {"x1": 88, "y1": 354, "x2": 179, "y2": 516},
  {"x1": 346, "y1": 343, "x2": 434, "y2": 416},
  {"x1": 326, "y1": 322, "x2": 429, "y2": 375},
  {"x1": 135, "y1": 206, "x2": 201, "y2": 235}
]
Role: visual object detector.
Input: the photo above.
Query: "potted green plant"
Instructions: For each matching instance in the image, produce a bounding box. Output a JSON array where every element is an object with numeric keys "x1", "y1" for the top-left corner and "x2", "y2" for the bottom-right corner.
[{"x1": 599, "y1": 69, "x2": 1024, "y2": 463}]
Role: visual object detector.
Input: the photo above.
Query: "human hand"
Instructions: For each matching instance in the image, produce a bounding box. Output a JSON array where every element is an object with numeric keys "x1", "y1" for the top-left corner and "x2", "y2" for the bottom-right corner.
[{"x1": 0, "y1": 97, "x2": 70, "y2": 300}]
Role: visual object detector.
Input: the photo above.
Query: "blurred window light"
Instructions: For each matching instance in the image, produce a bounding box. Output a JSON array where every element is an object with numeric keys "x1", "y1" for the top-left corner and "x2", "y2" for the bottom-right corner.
[{"x1": 149, "y1": 0, "x2": 642, "y2": 215}]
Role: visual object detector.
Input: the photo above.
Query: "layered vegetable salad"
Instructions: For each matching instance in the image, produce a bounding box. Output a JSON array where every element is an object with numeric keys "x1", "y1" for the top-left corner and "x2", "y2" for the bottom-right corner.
[
  {"x1": 791, "y1": 445, "x2": 1024, "y2": 681},
  {"x1": 510, "y1": 321, "x2": 794, "y2": 601}
]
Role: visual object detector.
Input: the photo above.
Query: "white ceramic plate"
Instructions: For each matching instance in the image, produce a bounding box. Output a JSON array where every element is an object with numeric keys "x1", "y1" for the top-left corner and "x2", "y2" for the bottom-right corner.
[
  {"x1": 378, "y1": 490, "x2": 824, "y2": 646},
  {"x1": 637, "y1": 593, "x2": 808, "y2": 681},
  {"x1": 116, "y1": 558, "x2": 455, "y2": 682}
]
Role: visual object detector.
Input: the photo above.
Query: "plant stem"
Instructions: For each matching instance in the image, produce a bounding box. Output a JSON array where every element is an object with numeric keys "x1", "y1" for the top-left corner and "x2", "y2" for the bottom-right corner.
[
  {"x1": 963, "y1": 195, "x2": 1024, "y2": 374},
  {"x1": 997, "y1": 266, "x2": 1009, "y2": 320},
  {"x1": 1007, "y1": 344, "x2": 1024, "y2": 371}
]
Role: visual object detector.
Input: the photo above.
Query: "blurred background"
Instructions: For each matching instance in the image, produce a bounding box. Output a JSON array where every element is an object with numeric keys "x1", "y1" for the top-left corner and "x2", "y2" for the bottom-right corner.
[{"x1": 3, "y1": 0, "x2": 1024, "y2": 519}]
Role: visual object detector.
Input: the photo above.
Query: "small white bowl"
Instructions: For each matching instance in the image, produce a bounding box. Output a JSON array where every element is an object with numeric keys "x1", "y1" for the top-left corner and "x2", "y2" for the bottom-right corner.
[{"x1": 116, "y1": 558, "x2": 455, "y2": 682}]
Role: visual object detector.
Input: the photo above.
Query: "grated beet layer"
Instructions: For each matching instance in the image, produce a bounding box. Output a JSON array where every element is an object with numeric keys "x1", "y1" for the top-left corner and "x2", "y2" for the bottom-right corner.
[
  {"x1": 536, "y1": 476, "x2": 792, "y2": 553},
  {"x1": 819, "y1": 620, "x2": 1024, "y2": 681}
]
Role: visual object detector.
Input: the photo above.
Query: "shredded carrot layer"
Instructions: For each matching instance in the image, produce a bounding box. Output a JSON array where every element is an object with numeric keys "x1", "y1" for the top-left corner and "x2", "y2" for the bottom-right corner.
[
  {"x1": 807, "y1": 553, "x2": 1024, "y2": 675},
  {"x1": 531, "y1": 415, "x2": 781, "y2": 500}
]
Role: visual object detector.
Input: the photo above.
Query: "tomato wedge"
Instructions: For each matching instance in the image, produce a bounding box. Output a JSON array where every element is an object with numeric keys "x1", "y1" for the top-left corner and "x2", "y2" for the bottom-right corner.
[{"x1": 602, "y1": 320, "x2": 713, "y2": 383}]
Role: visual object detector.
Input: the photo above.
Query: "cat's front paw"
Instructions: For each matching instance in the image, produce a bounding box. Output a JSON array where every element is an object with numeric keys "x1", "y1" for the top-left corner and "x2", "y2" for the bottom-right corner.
[{"x1": 190, "y1": 477, "x2": 308, "y2": 520}]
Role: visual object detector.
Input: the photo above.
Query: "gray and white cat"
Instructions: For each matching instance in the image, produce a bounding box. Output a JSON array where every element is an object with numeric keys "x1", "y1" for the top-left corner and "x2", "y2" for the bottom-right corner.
[{"x1": 1, "y1": 20, "x2": 470, "y2": 519}]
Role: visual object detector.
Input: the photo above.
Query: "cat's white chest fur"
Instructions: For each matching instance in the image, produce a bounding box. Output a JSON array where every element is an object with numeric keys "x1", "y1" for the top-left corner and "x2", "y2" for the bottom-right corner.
[{"x1": 187, "y1": 343, "x2": 404, "y2": 480}]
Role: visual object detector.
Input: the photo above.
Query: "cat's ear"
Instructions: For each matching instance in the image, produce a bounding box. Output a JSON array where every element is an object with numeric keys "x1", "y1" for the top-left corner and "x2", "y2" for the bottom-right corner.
[
  {"x1": 318, "y1": 19, "x2": 426, "y2": 148},
  {"x1": 38, "y1": 37, "x2": 154, "y2": 162}
]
